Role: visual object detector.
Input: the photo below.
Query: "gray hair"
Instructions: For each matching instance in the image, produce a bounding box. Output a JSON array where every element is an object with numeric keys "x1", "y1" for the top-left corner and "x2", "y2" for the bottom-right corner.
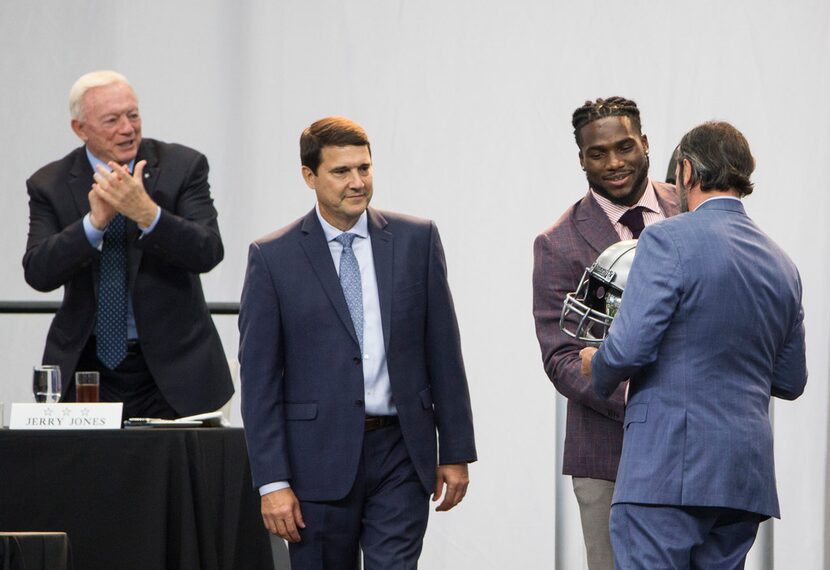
[
  {"x1": 69, "y1": 70, "x2": 134, "y2": 121},
  {"x1": 675, "y1": 121, "x2": 755, "y2": 197}
]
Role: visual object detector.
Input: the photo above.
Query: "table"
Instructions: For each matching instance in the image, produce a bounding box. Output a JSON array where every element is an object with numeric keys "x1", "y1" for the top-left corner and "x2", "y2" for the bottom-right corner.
[
  {"x1": 0, "y1": 532, "x2": 72, "y2": 570},
  {"x1": 0, "y1": 428, "x2": 273, "y2": 570}
]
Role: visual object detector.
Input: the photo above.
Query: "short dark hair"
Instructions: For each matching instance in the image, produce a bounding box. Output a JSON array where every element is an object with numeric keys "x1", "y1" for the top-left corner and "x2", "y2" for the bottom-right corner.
[
  {"x1": 300, "y1": 117, "x2": 371, "y2": 174},
  {"x1": 572, "y1": 97, "x2": 642, "y2": 147},
  {"x1": 675, "y1": 121, "x2": 754, "y2": 196}
]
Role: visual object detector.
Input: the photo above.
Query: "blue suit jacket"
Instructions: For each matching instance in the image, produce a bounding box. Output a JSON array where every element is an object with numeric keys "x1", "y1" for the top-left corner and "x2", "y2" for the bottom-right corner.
[
  {"x1": 592, "y1": 198, "x2": 806, "y2": 518},
  {"x1": 239, "y1": 207, "x2": 477, "y2": 501}
]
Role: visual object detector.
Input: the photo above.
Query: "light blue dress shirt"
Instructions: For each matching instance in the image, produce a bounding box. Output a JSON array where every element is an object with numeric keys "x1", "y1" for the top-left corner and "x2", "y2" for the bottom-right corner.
[{"x1": 81, "y1": 147, "x2": 161, "y2": 340}]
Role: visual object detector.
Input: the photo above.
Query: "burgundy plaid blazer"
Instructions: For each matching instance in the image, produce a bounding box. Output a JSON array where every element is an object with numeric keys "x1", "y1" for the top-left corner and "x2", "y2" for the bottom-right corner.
[{"x1": 532, "y1": 181, "x2": 678, "y2": 481}]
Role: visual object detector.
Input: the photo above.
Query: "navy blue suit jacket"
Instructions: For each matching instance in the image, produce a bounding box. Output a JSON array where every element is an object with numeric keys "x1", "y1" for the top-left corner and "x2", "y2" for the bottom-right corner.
[
  {"x1": 592, "y1": 198, "x2": 806, "y2": 518},
  {"x1": 239, "y1": 207, "x2": 477, "y2": 501}
]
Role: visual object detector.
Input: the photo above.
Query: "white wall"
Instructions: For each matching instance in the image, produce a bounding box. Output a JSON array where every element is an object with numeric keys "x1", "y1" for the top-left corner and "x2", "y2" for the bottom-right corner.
[{"x1": 1, "y1": 1, "x2": 827, "y2": 567}]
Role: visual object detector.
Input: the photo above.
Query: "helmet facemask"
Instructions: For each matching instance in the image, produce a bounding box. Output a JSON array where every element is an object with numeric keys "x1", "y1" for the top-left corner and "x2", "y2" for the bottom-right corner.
[{"x1": 560, "y1": 240, "x2": 637, "y2": 346}]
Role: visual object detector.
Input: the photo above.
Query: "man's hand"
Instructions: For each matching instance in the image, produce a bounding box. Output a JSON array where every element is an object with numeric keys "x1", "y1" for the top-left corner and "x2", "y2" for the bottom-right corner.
[
  {"x1": 433, "y1": 463, "x2": 469, "y2": 512},
  {"x1": 261, "y1": 488, "x2": 305, "y2": 543},
  {"x1": 579, "y1": 346, "x2": 597, "y2": 377},
  {"x1": 88, "y1": 187, "x2": 117, "y2": 230},
  {"x1": 92, "y1": 161, "x2": 158, "y2": 227}
]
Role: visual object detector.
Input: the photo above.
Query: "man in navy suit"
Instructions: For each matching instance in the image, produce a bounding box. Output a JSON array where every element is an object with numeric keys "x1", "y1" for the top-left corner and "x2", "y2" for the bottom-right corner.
[
  {"x1": 581, "y1": 121, "x2": 807, "y2": 568},
  {"x1": 239, "y1": 117, "x2": 477, "y2": 569}
]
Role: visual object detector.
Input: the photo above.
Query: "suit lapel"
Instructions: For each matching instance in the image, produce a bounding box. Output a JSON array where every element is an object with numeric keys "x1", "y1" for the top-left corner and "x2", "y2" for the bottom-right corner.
[
  {"x1": 299, "y1": 209, "x2": 362, "y2": 348},
  {"x1": 67, "y1": 149, "x2": 101, "y2": 298},
  {"x1": 368, "y1": 209, "x2": 393, "y2": 351},
  {"x1": 572, "y1": 191, "x2": 619, "y2": 255},
  {"x1": 574, "y1": 182, "x2": 681, "y2": 260},
  {"x1": 68, "y1": 149, "x2": 94, "y2": 218},
  {"x1": 127, "y1": 141, "x2": 159, "y2": 290}
]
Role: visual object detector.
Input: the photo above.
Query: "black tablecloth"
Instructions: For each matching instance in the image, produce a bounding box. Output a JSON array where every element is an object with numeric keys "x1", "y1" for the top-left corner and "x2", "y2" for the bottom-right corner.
[{"x1": 0, "y1": 428, "x2": 273, "y2": 570}]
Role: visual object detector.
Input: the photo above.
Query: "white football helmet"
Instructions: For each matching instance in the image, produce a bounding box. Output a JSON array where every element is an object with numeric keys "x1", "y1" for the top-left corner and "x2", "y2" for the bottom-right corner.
[{"x1": 560, "y1": 239, "x2": 638, "y2": 345}]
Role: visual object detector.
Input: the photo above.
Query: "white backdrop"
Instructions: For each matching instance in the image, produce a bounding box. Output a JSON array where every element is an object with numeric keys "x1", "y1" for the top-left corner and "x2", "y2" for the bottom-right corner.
[{"x1": 1, "y1": 1, "x2": 828, "y2": 568}]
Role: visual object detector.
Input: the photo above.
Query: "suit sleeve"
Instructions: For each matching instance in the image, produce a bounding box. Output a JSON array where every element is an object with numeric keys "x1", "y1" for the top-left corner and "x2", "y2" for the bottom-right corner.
[
  {"x1": 592, "y1": 225, "x2": 681, "y2": 398},
  {"x1": 771, "y1": 275, "x2": 807, "y2": 400},
  {"x1": 22, "y1": 177, "x2": 100, "y2": 292},
  {"x1": 425, "y1": 222, "x2": 477, "y2": 465},
  {"x1": 532, "y1": 232, "x2": 626, "y2": 420},
  {"x1": 136, "y1": 152, "x2": 224, "y2": 273},
  {"x1": 239, "y1": 243, "x2": 290, "y2": 488}
]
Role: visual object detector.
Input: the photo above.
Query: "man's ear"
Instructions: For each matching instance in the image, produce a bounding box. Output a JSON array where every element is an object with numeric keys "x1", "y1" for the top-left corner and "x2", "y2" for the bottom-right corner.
[
  {"x1": 301, "y1": 165, "x2": 316, "y2": 190},
  {"x1": 578, "y1": 151, "x2": 585, "y2": 170},
  {"x1": 71, "y1": 119, "x2": 87, "y2": 142},
  {"x1": 681, "y1": 158, "x2": 693, "y2": 187}
]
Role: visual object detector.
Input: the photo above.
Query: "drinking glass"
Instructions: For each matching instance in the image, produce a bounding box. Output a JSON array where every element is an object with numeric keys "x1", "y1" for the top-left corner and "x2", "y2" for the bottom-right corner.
[
  {"x1": 75, "y1": 371, "x2": 100, "y2": 403},
  {"x1": 33, "y1": 365, "x2": 62, "y2": 403}
]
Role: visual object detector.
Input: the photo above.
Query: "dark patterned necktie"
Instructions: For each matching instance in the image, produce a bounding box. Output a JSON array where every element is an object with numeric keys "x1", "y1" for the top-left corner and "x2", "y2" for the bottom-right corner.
[
  {"x1": 618, "y1": 207, "x2": 646, "y2": 238},
  {"x1": 96, "y1": 214, "x2": 128, "y2": 369},
  {"x1": 334, "y1": 233, "x2": 364, "y2": 351}
]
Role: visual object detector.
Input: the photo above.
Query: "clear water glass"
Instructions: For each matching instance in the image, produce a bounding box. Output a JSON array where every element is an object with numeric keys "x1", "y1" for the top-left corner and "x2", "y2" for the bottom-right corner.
[{"x1": 33, "y1": 365, "x2": 62, "y2": 403}]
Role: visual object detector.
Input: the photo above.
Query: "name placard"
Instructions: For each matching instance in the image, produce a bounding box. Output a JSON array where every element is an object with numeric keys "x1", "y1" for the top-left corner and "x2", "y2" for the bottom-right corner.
[{"x1": 9, "y1": 403, "x2": 123, "y2": 430}]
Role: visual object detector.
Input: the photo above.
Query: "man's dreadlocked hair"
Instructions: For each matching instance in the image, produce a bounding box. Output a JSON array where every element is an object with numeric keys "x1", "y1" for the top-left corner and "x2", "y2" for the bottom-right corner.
[{"x1": 571, "y1": 97, "x2": 642, "y2": 147}]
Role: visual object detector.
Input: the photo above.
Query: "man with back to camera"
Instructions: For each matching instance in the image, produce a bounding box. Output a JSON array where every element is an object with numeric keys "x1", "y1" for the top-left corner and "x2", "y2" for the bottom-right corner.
[
  {"x1": 580, "y1": 121, "x2": 807, "y2": 567},
  {"x1": 239, "y1": 116, "x2": 477, "y2": 569},
  {"x1": 23, "y1": 70, "x2": 232, "y2": 419},
  {"x1": 532, "y1": 97, "x2": 679, "y2": 568}
]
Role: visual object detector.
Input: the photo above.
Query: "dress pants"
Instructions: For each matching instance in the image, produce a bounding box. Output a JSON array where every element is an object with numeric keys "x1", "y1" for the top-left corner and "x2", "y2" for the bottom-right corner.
[
  {"x1": 610, "y1": 503, "x2": 765, "y2": 570},
  {"x1": 289, "y1": 423, "x2": 429, "y2": 570},
  {"x1": 66, "y1": 336, "x2": 178, "y2": 420}
]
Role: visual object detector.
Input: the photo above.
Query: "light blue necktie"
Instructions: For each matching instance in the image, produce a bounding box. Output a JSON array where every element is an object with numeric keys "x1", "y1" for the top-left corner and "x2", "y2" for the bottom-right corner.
[
  {"x1": 96, "y1": 214, "x2": 128, "y2": 369},
  {"x1": 334, "y1": 233, "x2": 363, "y2": 351}
]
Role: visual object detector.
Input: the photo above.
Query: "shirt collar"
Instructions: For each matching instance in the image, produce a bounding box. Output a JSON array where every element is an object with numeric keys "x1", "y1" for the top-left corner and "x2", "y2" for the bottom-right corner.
[
  {"x1": 315, "y1": 204, "x2": 369, "y2": 242},
  {"x1": 590, "y1": 178, "x2": 662, "y2": 223},
  {"x1": 693, "y1": 195, "x2": 741, "y2": 211},
  {"x1": 85, "y1": 147, "x2": 135, "y2": 174}
]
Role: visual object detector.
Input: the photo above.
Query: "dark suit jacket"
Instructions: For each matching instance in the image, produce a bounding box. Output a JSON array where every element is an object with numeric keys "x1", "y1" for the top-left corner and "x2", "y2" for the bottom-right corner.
[
  {"x1": 592, "y1": 199, "x2": 806, "y2": 517},
  {"x1": 23, "y1": 139, "x2": 233, "y2": 416},
  {"x1": 239, "y1": 207, "x2": 477, "y2": 501},
  {"x1": 532, "y1": 181, "x2": 678, "y2": 481}
]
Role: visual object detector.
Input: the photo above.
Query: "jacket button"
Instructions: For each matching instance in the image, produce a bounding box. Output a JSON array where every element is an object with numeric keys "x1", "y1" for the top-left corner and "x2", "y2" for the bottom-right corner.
[
  {"x1": 353, "y1": 357, "x2": 361, "y2": 364},
  {"x1": 355, "y1": 400, "x2": 364, "y2": 406}
]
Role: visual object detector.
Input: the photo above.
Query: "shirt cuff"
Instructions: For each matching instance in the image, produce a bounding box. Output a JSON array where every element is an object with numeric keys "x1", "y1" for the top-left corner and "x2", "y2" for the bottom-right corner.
[
  {"x1": 83, "y1": 213, "x2": 105, "y2": 250},
  {"x1": 138, "y1": 206, "x2": 162, "y2": 236},
  {"x1": 259, "y1": 481, "x2": 291, "y2": 496}
]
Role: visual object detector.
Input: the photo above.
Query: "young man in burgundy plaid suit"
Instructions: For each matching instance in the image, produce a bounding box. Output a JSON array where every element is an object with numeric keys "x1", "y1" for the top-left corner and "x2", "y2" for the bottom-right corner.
[{"x1": 532, "y1": 97, "x2": 679, "y2": 569}]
